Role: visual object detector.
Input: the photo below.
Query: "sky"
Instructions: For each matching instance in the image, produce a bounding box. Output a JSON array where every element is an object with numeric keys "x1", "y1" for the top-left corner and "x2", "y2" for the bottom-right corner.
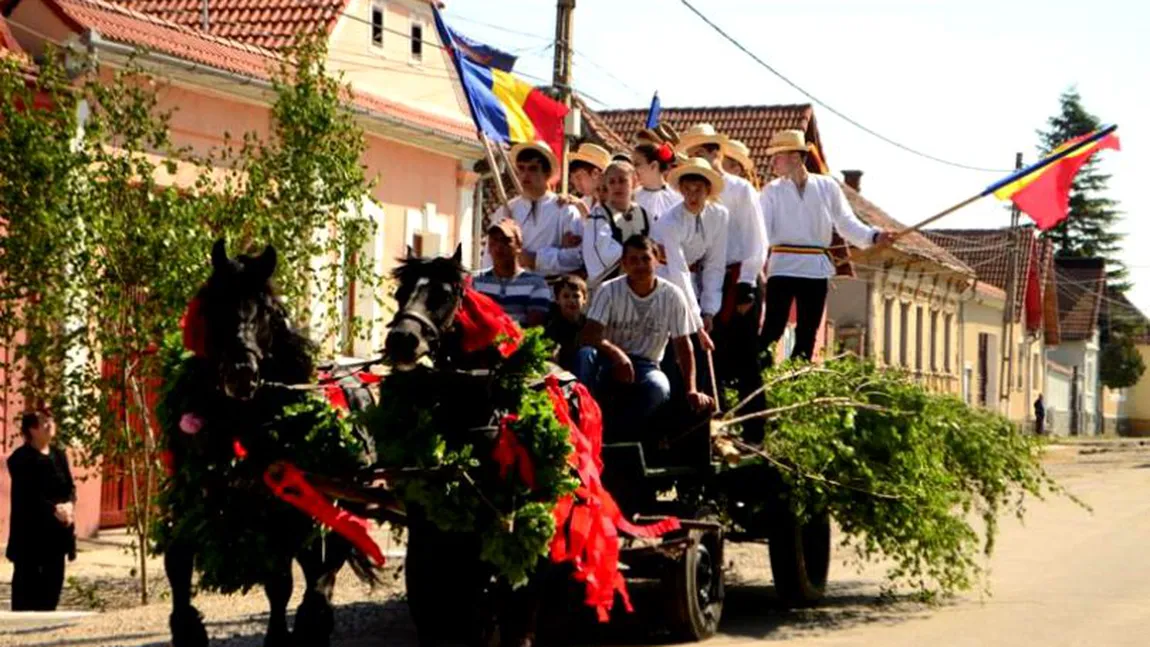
[{"x1": 441, "y1": 0, "x2": 1149, "y2": 314}]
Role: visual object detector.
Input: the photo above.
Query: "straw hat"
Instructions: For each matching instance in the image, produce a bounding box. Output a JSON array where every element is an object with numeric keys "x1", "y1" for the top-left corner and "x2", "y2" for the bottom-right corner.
[
  {"x1": 569, "y1": 142, "x2": 611, "y2": 172},
  {"x1": 509, "y1": 140, "x2": 559, "y2": 178},
  {"x1": 765, "y1": 129, "x2": 808, "y2": 156},
  {"x1": 725, "y1": 139, "x2": 755, "y2": 173},
  {"x1": 667, "y1": 157, "x2": 724, "y2": 198},
  {"x1": 676, "y1": 123, "x2": 728, "y2": 154}
]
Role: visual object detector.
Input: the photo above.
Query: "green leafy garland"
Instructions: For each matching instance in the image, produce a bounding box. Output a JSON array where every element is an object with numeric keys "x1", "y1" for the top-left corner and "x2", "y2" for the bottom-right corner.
[
  {"x1": 719, "y1": 357, "x2": 1083, "y2": 599},
  {"x1": 150, "y1": 334, "x2": 368, "y2": 594},
  {"x1": 360, "y1": 329, "x2": 577, "y2": 586}
]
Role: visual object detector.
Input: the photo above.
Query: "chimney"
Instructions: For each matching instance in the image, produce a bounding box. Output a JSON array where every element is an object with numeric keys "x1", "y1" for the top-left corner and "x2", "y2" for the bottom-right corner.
[{"x1": 842, "y1": 169, "x2": 863, "y2": 192}]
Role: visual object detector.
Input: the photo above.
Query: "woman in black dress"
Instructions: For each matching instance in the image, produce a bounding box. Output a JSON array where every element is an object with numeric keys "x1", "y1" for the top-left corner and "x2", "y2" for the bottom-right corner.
[{"x1": 6, "y1": 411, "x2": 76, "y2": 611}]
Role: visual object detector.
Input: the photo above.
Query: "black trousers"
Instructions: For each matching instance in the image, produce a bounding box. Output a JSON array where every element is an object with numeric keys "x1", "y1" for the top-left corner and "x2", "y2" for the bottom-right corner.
[
  {"x1": 760, "y1": 276, "x2": 829, "y2": 367},
  {"x1": 712, "y1": 280, "x2": 767, "y2": 442},
  {"x1": 11, "y1": 553, "x2": 66, "y2": 611}
]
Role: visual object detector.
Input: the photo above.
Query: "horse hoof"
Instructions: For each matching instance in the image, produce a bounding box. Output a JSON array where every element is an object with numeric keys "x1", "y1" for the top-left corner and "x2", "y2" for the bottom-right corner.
[
  {"x1": 293, "y1": 596, "x2": 335, "y2": 647},
  {"x1": 263, "y1": 624, "x2": 290, "y2": 647},
  {"x1": 170, "y1": 608, "x2": 208, "y2": 647}
]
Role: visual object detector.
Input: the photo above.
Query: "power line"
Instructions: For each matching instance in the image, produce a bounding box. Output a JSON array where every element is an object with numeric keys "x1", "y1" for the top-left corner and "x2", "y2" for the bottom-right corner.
[
  {"x1": 446, "y1": 13, "x2": 553, "y2": 43},
  {"x1": 678, "y1": 0, "x2": 1013, "y2": 174}
]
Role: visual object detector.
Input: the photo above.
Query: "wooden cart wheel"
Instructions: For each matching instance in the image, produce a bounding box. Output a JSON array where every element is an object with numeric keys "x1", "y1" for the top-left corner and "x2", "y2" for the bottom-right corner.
[
  {"x1": 664, "y1": 524, "x2": 725, "y2": 642},
  {"x1": 767, "y1": 508, "x2": 831, "y2": 608}
]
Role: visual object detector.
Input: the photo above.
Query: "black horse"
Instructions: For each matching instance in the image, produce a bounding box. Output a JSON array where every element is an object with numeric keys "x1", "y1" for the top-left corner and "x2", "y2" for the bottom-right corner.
[
  {"x1": 159, "y1": 238, "x2": 376, "y2": 647},
  {"x1": 384, "y1": 245, "x2": 571, "y2": 647}
]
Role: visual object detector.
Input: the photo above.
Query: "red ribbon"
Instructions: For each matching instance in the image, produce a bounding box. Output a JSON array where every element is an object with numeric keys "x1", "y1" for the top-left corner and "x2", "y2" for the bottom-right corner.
[
  {"x1": 543, "y1": 376, "x2": 681, "y2": 622},
  {"x1": 231, "y1": 439, "x2": 385, "y2": 567},
  {"x1": 456, "y1": 280, "x2": 523, "y2": 358},
  {"x1": 492, "y1": 414, "x2": 537, "y2": 490},
  {"x1": 262, "y1": 462, "x2": 386, "y2": 567},
  {"x1": 656, "y1": 142, "x2": 674, "y2": 163},
  {"x1": 180, "y1": 297, "x2": 207, "y2": 357}
]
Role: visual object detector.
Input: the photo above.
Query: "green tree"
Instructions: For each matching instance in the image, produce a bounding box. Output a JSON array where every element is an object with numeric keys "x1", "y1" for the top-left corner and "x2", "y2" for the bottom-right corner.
[
  {"x1": 0, "y1": 35, "x2": 378, "y2": 603},
  {"x1": 1099, "y1": 335, "x2": 1145, "y2": 389},
  {"x1": 1037, "y1": 88, "x2": 1126, "y2": 290}
]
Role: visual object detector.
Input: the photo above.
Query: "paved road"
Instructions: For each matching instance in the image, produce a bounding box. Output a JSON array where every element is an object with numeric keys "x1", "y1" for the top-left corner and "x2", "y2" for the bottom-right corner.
[{"x1": 3, "y1": 441, "x2": 1147, "y2": 646}]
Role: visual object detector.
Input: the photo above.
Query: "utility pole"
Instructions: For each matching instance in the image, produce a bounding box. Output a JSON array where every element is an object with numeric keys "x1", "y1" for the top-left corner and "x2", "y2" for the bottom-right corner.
[
  {"x1": 1000, "y1": 152, "x2": 1024, "y2": 412},
  {"x1": 552, "y1": 0, "x2": 575, "y2": 195}
]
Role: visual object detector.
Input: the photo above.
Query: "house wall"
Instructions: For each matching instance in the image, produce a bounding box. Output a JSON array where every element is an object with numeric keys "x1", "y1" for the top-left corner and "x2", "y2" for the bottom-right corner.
[
  {"x1": 1126, "y1": 344, "x2": 1150, "y2": 436},
  {"x1": 844, "y1": 265, "x2": 962, "y2": 395},
  {"x1": 1044, "y1": 362, "x2": 1074, "y2": 436},
  {"x1": 1046, "y1": 334, "x2": 1101, "y2": 435},
  {"x1": 960, "y1": 293, "x2": 1002, "y2": 411},
  {"x1": 328, "y1": 0, "x2": 471, "y2": 123}
]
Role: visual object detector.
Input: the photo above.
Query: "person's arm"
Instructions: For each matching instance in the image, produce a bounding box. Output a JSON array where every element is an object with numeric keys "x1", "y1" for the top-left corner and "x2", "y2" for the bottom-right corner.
[
  {"x1": 738, "y1": 182, "x2": 768, "y2": 285},
  {"x1": 672, "y1": 334, "x2": 697, "y2": 393},
  {"x1": 579, "y1": 320, "x2": 634, "y2": 384},
  {"x1": 582, "y1": 213, "x2": 621, "y2": 282},
  {"x1": 652, "y1": 216, "x2": 703, "y2": 327},
  {"x1": 700, "y1": 206, "x2": 729, "y2": 320},
  {"x1": 535, "y1": 205, "x2": 585, "y2": 275},
  {"x1": 827, "y1": 180, "x2": 880, "y2": 249}
]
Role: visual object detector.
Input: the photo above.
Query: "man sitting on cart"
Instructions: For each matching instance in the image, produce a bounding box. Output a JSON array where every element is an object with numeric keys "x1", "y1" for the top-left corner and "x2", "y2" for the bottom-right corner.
[{"x1": 575, "y1": 235, "x2": 714, "y2": 433}]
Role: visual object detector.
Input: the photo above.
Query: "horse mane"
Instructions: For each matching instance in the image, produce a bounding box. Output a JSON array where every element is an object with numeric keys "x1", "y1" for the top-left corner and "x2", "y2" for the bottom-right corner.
[
  {"x1": 390, "y1": 255, "x2": 466, "y2": 293},
  {"x1": 196, "y1": 270, "x2": 316, "y2": 385}
]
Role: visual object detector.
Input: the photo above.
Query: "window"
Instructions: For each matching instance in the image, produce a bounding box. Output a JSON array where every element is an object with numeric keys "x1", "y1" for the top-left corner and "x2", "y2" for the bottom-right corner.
[
  {"x1": 915, "y1": 306, "x2": 924, "y2": 372},
  {"x1": 944, "y1": 314, "x2": 953, "y2": 373},
  {"x1": 930, "y1": 311, "x2": 939, "y2": 371},
  {"x1": 883, "y1": 299, "x2": 893, "y2": 365},
  {"x1": 410, "y1": 20, "x2": 424, "y2": 61},
  {"x1": 1032, "y1": 352, "x2": 1041, "y2": 390},
  {"x1": 899, "y1": 303, "x2": 910, "y2": 367},
  {"x1": 371, "y1": 3, "x2": 384, "y2": 48}
]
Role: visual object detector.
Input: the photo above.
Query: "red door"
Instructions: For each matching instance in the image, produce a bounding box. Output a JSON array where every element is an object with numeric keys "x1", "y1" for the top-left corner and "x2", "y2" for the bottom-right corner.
[{"x1": 98, "y1": 354, "x2": 162, "y2": 529}]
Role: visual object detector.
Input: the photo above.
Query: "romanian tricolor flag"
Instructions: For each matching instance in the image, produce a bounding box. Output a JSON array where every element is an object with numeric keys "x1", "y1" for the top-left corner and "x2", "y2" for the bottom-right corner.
[
  {"x1": 433, "y1": 8, "x2": 568, "y2": 164},
  {"x1": 986, "y1": 125, "x2": 1120, "y2": 230}
]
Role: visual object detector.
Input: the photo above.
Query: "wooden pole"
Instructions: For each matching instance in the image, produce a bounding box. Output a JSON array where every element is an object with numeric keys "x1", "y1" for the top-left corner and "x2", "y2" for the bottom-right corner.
[
  {"x1": 479, "y1": 134, "x2": 511, "y2": 211},
  {"x1": 553, "y1": 0, "x2": 575, "y2": 195},
  {"x1": 494, "y1": 142, "x2": 524, "y2": 196},
  {"x1": 999, "y1": 152, "x2": 1024, "y2": 408}
]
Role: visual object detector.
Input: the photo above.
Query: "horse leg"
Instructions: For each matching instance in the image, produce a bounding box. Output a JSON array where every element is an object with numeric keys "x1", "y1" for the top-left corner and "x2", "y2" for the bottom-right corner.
[
  {"x1": 165, "y1": 542, "x2": 208, "y2": 647},
  {"x1": 263, "y1": 561, "x2": 293, "y2": 647},
  {"x1": 293, "y1": 535, "x2": 350, "y2": 647}
]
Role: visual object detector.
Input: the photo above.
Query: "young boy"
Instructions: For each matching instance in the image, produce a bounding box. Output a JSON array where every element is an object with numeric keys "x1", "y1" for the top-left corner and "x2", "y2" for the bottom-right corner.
[{"x1": 545, "y1": 274, "x2": 588, "y2": 372}]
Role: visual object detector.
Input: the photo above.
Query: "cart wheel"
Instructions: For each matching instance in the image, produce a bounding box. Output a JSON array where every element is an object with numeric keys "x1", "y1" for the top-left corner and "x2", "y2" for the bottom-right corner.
[
  {"x1": 767, "y1": 508, "x2": 831, "y2": 608},
  {"x1": 664, "y1": 524, "x2": 724, "y2": 642}
]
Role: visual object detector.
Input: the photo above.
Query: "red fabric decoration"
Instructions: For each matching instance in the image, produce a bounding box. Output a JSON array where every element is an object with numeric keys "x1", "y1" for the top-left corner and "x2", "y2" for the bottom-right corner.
[
  {"x1": 180, "y1": 297, "x2": 207, "y2": 357},
  {"x1": 542, "y1": 376, "x2": 681, "y2": 622},
  {"x1": 159, "y1": 450, "x2": 175, "y2": 477},
  {"x1": 262, "y1": 462, "x2": 386, "y2": 567},
  {"x1": 492, "y1": 414, "x2": 537, "y2": 490},
  {"x1": 656, "y1": 142, "x2": 674, "y2": 163},
  {"x1": 456, "y1": 280, "x2": 523, "y2": 358},
  {"x1": 232, "y1": 438, "x2": 249, "y2": 460}
]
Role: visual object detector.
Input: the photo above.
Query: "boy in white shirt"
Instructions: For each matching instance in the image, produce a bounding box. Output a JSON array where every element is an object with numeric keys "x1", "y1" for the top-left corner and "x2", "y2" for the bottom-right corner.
[
  {"x1": 577, "y1": 236, "x2": 713, "y2": 431},
  {"x1": 482, "y1": 140, "x2": 583, "y2": 278}
]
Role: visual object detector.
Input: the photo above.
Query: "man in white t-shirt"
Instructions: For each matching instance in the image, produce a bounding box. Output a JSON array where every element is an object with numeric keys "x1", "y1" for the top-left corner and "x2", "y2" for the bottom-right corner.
[{"x1": 576, "y1": 235, "x2": 714, "y2": 430}]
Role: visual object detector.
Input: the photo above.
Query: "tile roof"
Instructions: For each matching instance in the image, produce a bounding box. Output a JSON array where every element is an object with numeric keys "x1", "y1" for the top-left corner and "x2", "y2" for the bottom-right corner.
[
  {"x1": 574, "y1": 95, "x2": 629, "y2": 153},
  {"x1": 1053, "y1": 257, "x2": 1105, "y2": 341},
  {"x1": 1, "y1": 14, "x2": 24, "y2": 53},
  {"x1": 112, "y1": 0, "x2": 348, "y2": 50},
  {"x1": 593, "y1": 103, "x2": 970, "y2": 276},
  {"x1": 597, "y1": 103, "x2": 822, "y2": 172},
  {"x1": 922, "y1": 226, "x2": 1044, "y2": 320},
  {"x1": 39, "y1": 0, "x2": 474, "y2": 141},
  {"x1": 840, "y1": 185, "x2": 971, "y2": 276}
]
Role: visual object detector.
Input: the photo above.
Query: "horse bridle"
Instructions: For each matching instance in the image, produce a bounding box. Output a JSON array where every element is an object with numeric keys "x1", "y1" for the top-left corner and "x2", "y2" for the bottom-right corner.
[{"x1": 388, "y1": 281, "x2": 465, "y2": 352}]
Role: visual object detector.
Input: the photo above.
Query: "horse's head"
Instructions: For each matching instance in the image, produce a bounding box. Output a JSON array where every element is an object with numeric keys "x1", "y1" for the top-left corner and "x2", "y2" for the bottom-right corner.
[
  {"x1": 197, "y1": 238, "x2": 285, "y2": 400},
  {"x1": 385, "y1": 244, "x2": 465, "y2": 368}
]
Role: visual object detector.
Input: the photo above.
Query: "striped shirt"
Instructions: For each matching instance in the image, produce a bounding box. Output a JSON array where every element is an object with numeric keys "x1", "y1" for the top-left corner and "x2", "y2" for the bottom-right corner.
[
  {"x1": 472, "y1": 269, "x2": 552, "y2": 326},
  {"x1": 586, "y1": 276, "x2": 693, "y2": 363}
]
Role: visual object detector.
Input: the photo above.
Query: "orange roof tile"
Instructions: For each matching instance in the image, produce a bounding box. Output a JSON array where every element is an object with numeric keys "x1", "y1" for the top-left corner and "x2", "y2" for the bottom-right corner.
[
  {"x1": 839, "y1": 185, "x2": 971, "y2": 275},
  {"x1": 113, "y1": 0, "x2": 347, "y2": 50},
  {"x1": 1053, "y1": 257, "x2": 1105, "y2": 341},
  {"x1": 37, "y1": 0, "x2": 474, "y2": 141},
  {"x1": 1, "y1": 14, "x2": 24, "y2": 53},
  {"x1": 597, "y1": 104, "x2": 823, "y2": 172},
  {"x1": 923, "y1": 227, "x2": 1046, "y2": 320}
]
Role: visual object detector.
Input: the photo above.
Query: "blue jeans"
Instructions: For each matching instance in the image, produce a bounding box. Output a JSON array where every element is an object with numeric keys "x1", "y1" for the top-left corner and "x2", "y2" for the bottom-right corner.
[{"x1": 574, "y1": 347, "x2": 671, "y2": 429}]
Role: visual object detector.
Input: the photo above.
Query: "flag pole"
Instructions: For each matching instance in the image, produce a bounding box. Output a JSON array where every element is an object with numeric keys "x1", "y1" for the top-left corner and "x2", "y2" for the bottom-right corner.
[
  {"x1": 892, "y1": 124, "x2": 1118, "y2": 239},
  {"x1": 479, "y1": 134, "x2": 512, "y2": 211}
]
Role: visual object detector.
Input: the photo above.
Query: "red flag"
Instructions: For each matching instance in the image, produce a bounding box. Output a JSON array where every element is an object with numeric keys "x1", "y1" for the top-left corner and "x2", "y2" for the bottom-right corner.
[{"x1": 992, "y1": 130, "x2": 1120, "y2": 230}]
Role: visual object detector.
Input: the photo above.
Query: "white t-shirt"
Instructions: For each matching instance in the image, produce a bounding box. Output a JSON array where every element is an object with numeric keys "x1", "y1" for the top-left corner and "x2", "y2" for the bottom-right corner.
[{"x1": 586, "y1": 276, "x2": 694, "y2": 363}]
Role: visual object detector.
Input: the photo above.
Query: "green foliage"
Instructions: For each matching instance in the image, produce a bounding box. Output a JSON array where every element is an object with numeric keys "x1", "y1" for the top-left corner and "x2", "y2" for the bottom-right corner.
[
  {"x1": 0, "y1": 36, "x2": 377, "y2": 602},
  {"x1": 1037, "y1": 88, "x2": 1126, "y2": 290},
  {"x1": 726, "y1": 359, "x2": 1079, "y2": 599},
  {"x1": 150, "y1": 334, "x2": 367, "y2": 593},
  {"x1": 362, "y1": 329, "x2": 577, "y2": 586},
  {"x1": 1098, "y1": 335, "x2": 1146, "y2": 389}
]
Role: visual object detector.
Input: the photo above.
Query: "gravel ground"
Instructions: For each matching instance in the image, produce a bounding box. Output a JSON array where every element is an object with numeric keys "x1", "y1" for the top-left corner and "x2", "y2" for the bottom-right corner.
[{"x1": 3, "y1": 440, "x2": 1137, "y2": 647}]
